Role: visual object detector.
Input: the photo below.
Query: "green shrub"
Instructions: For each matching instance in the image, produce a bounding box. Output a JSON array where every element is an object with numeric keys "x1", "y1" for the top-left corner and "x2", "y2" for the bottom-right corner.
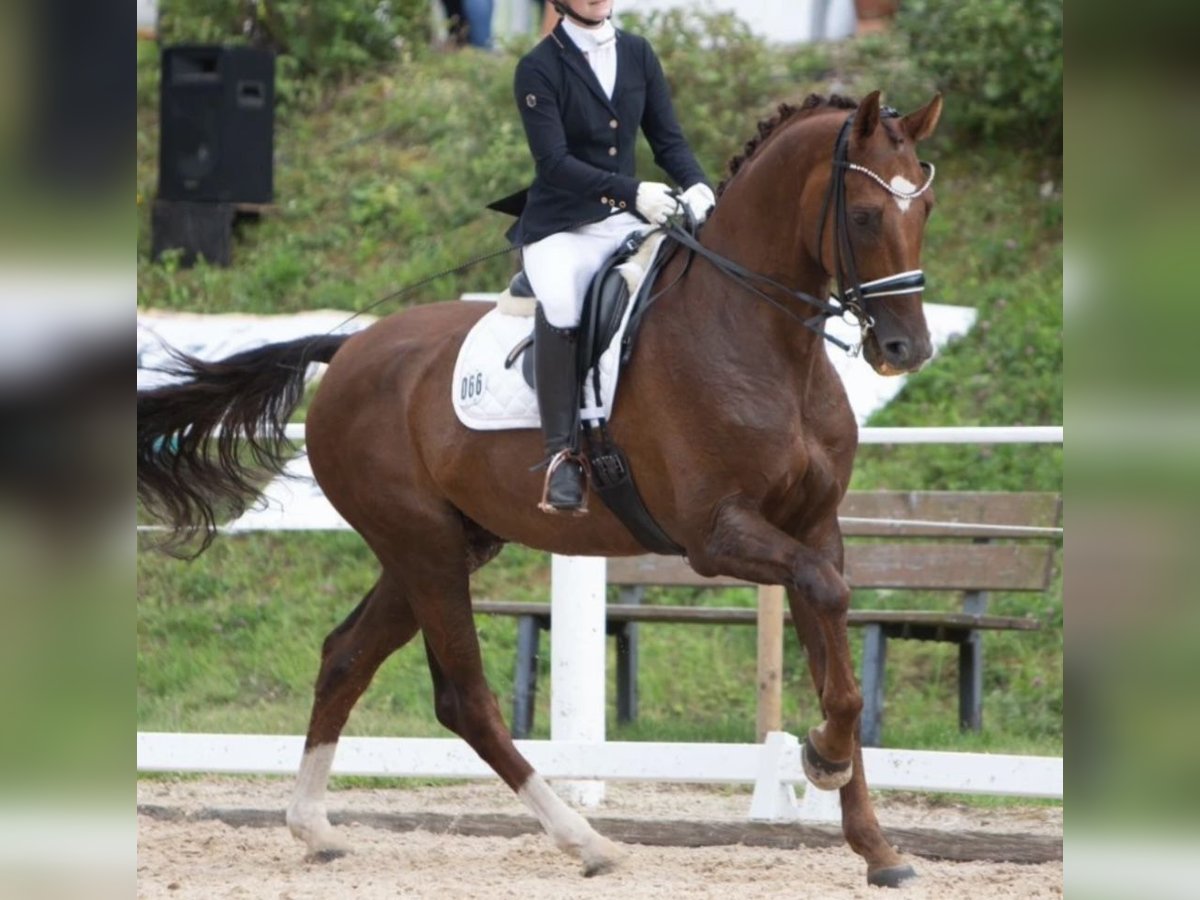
[
  {"x1": 896, "y1": 0, "x2": 1062, "y2": 151},
  {"x1": 157, "y1": 0, "x2": 430, "y2": 80}
]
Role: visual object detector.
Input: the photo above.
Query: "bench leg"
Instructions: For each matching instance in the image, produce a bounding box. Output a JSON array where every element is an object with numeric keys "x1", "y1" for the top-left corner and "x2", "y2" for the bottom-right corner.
[
  {"x1": 615, "y1": 621, "x2": 639, "y2": 725},
  {"x1": 860, "y1": 624, "x2": 887, "y2": 748},
  {"x1": 512, "y1": 615, "x2": 541, "y2": 739},
  {"x1": 615, "y1": 586, "x2": 643, "y2": 726},
  {"x1": 959, "y1": 589, "x2": 987, "y2": 733},
  {"x1": 959, "y1": 630, "x2": 983, "y2": 732}
]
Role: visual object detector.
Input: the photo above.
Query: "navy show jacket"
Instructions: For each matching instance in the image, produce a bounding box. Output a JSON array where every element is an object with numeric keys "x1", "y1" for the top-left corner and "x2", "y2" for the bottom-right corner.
[{"x1": 505, "y1": 22, "x2": 710, "y2": 246}]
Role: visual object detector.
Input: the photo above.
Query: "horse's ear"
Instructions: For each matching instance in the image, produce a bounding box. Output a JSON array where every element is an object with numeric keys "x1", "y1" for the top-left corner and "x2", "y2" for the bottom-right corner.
[
  {"x1": 901, "y1": 94, "x2": 944, "y2": 143},
  {"x1": 854, "y1": 91, "x2": 882, "y2": 142}
]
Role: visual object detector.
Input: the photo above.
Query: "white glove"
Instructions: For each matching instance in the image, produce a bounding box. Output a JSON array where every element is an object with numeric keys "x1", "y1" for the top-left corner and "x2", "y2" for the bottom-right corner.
[
  {"x1": 680, "y1": 183, "x2": 715, "y2": 224},
  {"x1": 635, "y1": 181, "x2": 681, "y2": 226}
]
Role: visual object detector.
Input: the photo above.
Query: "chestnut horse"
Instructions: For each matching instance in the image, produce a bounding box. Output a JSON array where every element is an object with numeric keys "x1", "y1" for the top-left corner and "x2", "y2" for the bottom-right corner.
[{"x1": 138, "y1": 91, "x2": 943, "y2": 887}]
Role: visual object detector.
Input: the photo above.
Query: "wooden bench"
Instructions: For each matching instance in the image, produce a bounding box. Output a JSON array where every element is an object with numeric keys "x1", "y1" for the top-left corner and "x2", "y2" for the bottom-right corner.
[{"x1": 475, "y1": 491, "x2": 1061, "y2": 746}]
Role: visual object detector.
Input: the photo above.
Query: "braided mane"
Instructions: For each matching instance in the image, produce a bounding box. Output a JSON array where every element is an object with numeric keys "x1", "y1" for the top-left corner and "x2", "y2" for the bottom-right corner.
[{"x1": 717, "y1": 93, "x2": 857, "y2": 197}]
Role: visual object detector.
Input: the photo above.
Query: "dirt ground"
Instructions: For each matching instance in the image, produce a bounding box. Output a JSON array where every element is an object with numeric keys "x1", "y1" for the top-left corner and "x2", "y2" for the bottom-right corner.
[{"x1": 137, "y1": 779, "x2": 1062, "y2": 899}]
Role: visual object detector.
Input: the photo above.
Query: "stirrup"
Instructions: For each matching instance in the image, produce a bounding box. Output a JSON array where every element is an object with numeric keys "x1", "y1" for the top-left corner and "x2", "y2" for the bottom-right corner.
[{"x1": 538, "y1": 449, "x2": 590, "y2": 516}]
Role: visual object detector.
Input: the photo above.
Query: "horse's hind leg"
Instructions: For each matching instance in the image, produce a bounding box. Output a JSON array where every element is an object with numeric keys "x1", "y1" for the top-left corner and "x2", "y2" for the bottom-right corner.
[
  {"x1": 787, "y1": 591, "x2": 916, "y2": 888},
  {"x1": 377, "y1": 523, "x2": 622, "y2": 876},
  {"x1": 423, "y1": 643, "x2": 622, "y2": 875},
  {"x1": 286, "y1": 571, "x2": 419, "y2": 857}
]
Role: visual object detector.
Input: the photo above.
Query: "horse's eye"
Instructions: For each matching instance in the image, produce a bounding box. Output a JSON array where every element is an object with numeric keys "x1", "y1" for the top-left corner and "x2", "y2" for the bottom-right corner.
[{"x1": 851, "y1": 209, "x2": 877, "y2": 228}]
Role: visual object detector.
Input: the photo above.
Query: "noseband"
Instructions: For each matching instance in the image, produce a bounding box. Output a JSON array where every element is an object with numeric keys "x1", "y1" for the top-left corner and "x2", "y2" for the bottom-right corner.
[{"x1": 818, "y1": 110, "x2": 935, "y2": 339}]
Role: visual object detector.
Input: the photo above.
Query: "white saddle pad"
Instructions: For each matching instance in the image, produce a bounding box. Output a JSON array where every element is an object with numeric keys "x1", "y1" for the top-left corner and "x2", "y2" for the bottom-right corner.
[{"x1": 452, "y1": 230, "x2": 665, "y2": 432}]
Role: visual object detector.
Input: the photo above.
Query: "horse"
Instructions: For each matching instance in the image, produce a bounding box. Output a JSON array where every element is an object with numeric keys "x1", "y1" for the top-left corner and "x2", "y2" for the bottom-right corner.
[{"x1": 137, "y1": 90, "x2": 943, "y2": 888}]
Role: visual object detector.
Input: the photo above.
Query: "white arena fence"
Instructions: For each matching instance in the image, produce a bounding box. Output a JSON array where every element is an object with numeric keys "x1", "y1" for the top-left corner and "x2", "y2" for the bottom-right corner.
[
  {"x1": 136, "y1": 426, "x2": 1063, "y2": 821},
  {"x1": 136, "y1": 732, "x2": 1062, "y2": 823}
]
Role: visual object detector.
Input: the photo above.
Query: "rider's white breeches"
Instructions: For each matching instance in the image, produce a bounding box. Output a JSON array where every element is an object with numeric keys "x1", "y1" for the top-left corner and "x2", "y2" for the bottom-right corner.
[{"x1": 522, "y1": 212, "x2": 643, "y2": 329}]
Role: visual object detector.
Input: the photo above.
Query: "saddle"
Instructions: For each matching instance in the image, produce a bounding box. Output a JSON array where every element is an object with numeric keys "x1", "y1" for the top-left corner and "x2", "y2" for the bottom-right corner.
[
  {"x1": 508, "y1": 229, "x2": 676, "y2": 391},
  {"x1": 505, "y1": 229, "x2": 683, "y2": 555}
]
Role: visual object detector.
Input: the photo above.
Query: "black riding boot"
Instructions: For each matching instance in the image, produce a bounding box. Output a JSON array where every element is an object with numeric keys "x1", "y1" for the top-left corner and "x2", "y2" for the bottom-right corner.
[{"x1": 533, "y1": 306, "x2": 587, "y2": 514}]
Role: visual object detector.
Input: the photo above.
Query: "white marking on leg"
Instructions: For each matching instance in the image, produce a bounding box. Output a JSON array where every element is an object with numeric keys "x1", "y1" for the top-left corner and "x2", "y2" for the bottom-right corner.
[
  {"x1": 286, "y1": 744, "x2": 349, "y2": 854},
  {"x1": 890, "y1": 175, "x2": 918, "y2": 213},
  {"x1": 518, "y1": 773, "x2": 623, "y2": 874}
]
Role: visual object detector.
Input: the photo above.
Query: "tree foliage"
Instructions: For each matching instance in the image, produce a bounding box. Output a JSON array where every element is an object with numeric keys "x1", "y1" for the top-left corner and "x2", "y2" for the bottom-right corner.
[
  {"x1": 896, "y1": 0, "x2": 1062, "y2": 152},
  {"x1": 157, "y1": 0, "x2": 431, "y2": 78}
]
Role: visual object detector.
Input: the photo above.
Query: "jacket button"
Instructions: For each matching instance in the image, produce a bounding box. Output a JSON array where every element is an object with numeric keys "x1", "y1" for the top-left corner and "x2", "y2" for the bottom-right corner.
[
  {"x1": 619, "y1": 201, "x2": 626, "y2": 209},
  {"x1": 600, "y1": 196, "x2": 609, "y2": 204},
  {"x1": 608, "y1": 147, "x2": 617, "y2": 157},
  {"x1": 609, "y1": 119, "x2": 618, "y2": 129}
]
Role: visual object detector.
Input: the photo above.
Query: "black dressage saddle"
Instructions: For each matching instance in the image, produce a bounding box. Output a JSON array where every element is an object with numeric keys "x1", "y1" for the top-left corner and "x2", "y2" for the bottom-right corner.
[{"x1": 511, "y1": 229, "x2": 667, "y2": 389}]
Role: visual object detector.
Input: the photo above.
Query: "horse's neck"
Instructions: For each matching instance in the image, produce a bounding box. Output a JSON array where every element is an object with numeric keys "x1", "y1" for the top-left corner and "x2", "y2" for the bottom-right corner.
[{"x1": 665, "y1": 202, "x2": 831, "y2": 378}]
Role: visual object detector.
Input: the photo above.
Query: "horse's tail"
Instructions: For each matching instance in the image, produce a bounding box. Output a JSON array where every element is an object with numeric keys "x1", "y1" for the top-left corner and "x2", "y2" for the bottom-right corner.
[{"x1": 137, "y1": 333, "x2": 350, "y2": 556}]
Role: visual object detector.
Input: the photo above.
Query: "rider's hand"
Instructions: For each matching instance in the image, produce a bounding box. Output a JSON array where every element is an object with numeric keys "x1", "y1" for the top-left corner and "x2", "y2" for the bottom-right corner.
[
  {"x1": 635, "y1": 182, "x2": 681, "y2": 226},
  {"x1": 680, "y1": 183, "x2": 715, "y2": 224}
]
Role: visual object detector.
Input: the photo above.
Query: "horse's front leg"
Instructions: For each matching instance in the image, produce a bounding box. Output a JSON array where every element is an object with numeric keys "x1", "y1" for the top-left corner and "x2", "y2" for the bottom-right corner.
[
  {"x1": 688, "y1": 498, "x2": 859, "y2": 786},
  {"x1": 789, "y1": 583, "x2": 916, "y2": 887},
  {"x1": 689, "y1": 499, "x2": 915, "y2": 887}
]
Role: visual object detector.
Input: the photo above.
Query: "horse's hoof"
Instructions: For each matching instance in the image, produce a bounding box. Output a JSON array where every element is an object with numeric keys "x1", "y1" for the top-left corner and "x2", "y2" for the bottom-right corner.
[
  {"x1": 581, "y1": 837, "x2": 624, "y2": 877},
  {"x1": 867, "y1": 864, "x2": 918, "y2": 888},
  {"x1": 307, "y1": 848, "x2": 349, "y2": 864},
  {"x1": 288, "y1": 814, "x2": 352, "y2": 859},
  {"x1": 583, "y1": 856, "x2": 619, "y2": 878},
  {"x1": 802, "y1": 730, "x2": 853, "y2": 790}
]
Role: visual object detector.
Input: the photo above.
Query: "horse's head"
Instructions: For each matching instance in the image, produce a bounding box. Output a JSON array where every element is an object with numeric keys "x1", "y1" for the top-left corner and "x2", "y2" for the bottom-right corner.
[{"x1": 814, "y1": 91, "x2": 943, "y2": 376}]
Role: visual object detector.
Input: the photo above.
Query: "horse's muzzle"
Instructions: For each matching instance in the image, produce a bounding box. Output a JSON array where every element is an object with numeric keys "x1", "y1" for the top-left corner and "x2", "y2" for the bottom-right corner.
[{"x1": 863, "y1": 328, "x2": 932, "y2": 375}]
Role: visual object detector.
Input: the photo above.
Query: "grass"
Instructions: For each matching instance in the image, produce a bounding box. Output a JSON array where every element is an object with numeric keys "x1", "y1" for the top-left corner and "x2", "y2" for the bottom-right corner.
[{"x1": 136, "y1": 23, "x2": 1062, "y2": 769}]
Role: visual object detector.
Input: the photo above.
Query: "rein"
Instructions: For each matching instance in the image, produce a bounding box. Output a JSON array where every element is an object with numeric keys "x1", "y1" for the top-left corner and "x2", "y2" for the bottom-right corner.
[{"x1": 657, "y1": 220, "x2": 858, "y2": 353}]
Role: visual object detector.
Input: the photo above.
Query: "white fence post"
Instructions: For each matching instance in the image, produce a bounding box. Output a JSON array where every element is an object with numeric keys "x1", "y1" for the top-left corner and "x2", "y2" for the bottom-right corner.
[
  {"x1": 796, "y1": 781, "x2": 844, "y2": 823},
  {"x1": 748, "y1": 731, "x2": 801, "y2": 821},
  {"x1": 550, "y1": 555, "x2": 607, "y2": 806}
]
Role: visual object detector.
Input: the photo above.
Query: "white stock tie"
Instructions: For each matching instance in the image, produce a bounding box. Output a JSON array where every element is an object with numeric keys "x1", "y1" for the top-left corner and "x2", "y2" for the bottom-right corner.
[{"x1": 563, "y1": 18, "x2": 617, "y2": 100}]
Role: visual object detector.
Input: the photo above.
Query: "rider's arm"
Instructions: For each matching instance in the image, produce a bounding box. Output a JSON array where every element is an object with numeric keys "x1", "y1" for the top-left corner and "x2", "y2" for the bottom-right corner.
[{"x1": 637, "y1": 37, "x2": 709, "y2": 193}]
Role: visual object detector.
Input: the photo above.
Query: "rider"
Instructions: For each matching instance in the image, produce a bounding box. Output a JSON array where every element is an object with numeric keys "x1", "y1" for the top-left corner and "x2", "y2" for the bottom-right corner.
[{"x1": 510, "y1": 0, "x2": 715, "y2": 515}]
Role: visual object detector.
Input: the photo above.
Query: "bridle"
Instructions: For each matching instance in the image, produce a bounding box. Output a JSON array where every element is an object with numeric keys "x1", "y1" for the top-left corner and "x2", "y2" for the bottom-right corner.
[
  {"x1": 817, "y1": 109, "x2": 935, "y2": 342},
  {"x1": 656, "y1": 109, "x2": 935, "y2": 355}
]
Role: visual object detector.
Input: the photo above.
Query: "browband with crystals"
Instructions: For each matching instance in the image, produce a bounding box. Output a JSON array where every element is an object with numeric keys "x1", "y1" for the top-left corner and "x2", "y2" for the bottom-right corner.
[{"x1": 845, "y1": 161, "x2": 936, "y2": 200}]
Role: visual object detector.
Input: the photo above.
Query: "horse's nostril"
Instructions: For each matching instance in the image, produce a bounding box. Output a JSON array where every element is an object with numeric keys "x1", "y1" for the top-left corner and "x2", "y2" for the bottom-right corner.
[{"x1": 883, "y1": 339, "x2": 910, "y2": 362}]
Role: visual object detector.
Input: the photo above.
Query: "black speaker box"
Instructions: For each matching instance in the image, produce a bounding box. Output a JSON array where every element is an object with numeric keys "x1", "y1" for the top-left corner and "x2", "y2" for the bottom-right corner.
[
  {"x1": 151, "y1": 200, "x2": 236, "y2": 267},
  {"x1": 157, "y1": 45, "x2": 275, "y2": 204}
]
